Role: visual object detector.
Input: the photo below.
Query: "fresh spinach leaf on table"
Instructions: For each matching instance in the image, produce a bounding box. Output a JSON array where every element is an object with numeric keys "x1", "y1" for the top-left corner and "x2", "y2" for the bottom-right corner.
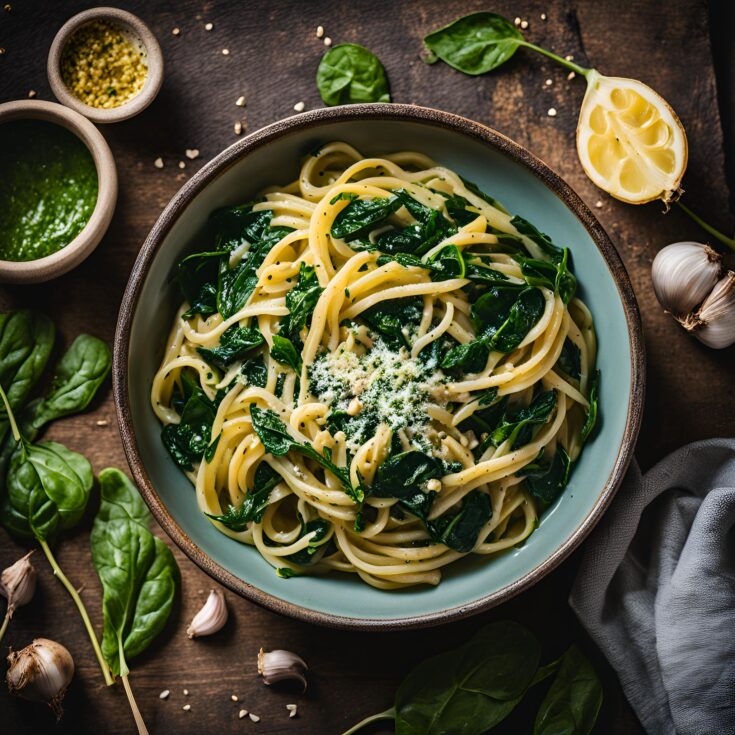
[
  {"x1": 316, "y1": 43, "x2": 391, "y2": 105},
  {"x1": 197, "y1": 324, "x2": 264, "y2": 368},
  {"x1": 270, "y1": 334, "x2": 303, "y2": 374}
]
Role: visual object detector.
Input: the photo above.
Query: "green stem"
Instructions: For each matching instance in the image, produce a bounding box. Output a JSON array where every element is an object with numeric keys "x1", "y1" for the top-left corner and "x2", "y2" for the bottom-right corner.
[
  {"x1": 519, "y1": 41, "x2": 591, "y2": 77},
  {"x1": 38, "y1": 538, "x2": 114, "y2": 686},
  {"x1": 341, "y1": 707, "x2": 396, "y2": 735},
  {"x1": 676, "y1": 201, "x2": 735, "y2": 252},
  {"x1": 0, "y1": 610, "x2": 9, "y2": 643},
  {"x1": 0, "y1": 381, "x2": 22, "y2": 444},
  {"x1": 122, "y1": 674, "x2": 150, "y2": 735}
]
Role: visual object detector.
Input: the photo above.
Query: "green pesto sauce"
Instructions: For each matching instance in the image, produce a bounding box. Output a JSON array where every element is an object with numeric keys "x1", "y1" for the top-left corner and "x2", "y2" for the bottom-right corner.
[{"x1": 0, "y1": 120, "x2": 98, "y2": 262}]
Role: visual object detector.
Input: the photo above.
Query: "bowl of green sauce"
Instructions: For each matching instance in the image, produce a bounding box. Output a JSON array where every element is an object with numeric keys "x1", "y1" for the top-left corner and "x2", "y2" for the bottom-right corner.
[{"x1": 0, "y1": 100, "x2": 117, "y2": 283}]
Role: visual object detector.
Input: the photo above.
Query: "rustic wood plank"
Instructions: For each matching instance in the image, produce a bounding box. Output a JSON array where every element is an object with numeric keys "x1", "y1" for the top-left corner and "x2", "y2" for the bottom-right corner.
[{"x1": 0, "y1": 1, "x2": 731, "y2": 733}]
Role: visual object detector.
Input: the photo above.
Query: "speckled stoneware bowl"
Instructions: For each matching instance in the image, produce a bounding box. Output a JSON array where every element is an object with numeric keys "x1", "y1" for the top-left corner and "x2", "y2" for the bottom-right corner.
[
  {"x1": 47, "y1": 7, "x2": 163, "y2": 124},
  {"x1": 0, "y1": 99, "x2": 117, "y2": 284},
  {"x1": 115, "y1": 104, "x2": 644, "y2": 630}
]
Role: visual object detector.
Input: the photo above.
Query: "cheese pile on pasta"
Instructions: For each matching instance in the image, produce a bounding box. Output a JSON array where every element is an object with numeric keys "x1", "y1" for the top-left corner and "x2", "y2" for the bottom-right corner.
[{"x1": 152, "y1": 142, "x2": 599, "y2": 589}]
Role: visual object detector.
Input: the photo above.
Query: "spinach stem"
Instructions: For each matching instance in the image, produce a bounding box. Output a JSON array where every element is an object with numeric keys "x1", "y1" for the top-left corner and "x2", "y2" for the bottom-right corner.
[
  {"x1": 121, "y1": 674, "x2": 150, "y2": 735},
  {"x1": 0, "y1": 610, "x2": 9, "y2": 643},
  {"x1": 0, "y1": 381, "x2": 22, "y2": 444},
  {"x1": 676, "y1": 201, "x2": 735, "y2": 252},
  {"x1": 519, "y1": 41, "x2": 591, "y2": 77},
  {"x1": 38, "y1": 538, "x2": 114, "y2": 686},
  {"x1": 340, "y1": 707, "x2": 396, "y2": 735}
]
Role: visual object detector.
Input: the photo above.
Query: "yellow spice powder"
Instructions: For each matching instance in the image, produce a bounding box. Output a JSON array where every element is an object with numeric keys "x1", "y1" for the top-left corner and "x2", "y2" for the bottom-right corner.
[{"x1": 61, "y1": 20, "x2": 148, "y2": 109}]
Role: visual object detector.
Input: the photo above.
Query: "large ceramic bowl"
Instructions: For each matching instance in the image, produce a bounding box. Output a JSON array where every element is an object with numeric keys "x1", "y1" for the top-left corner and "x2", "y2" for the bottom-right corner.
[{"x1": 114, "y1": 104, "x2": 644, "y2": 630}]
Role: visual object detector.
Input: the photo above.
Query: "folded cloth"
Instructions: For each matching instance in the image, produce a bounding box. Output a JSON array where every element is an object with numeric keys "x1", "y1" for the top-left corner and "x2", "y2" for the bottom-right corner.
[{"x1": 570, "y1": 438, "x2": 735, "y2": 735}]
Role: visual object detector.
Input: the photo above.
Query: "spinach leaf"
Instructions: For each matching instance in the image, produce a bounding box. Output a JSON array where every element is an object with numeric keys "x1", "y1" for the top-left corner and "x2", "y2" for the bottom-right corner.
[
  {"x1": 316, "y1": 43, "x2": 391, "y2": 105},
  {"x1": 211, "y1": 204, "x2": 268, "y2": 251},
  {"x1": 581, "y1": 370, "x2": 600, "y2": 443},
  {"x1": 517, "y1": 249, "x2": 576, "y2": 303},
  {"x1": 394, "y1": 621, "x2": 541, "y2": 735},
  {"x1": 427, "y1": 490, "x2": 492, "y2": 552},
  {"x1": 284, "y1": 517, "x2": 332, "y2": 565},
  {"x1": 330, "y1": 192, "x2": 358, "y2": 204},
  {"x1": 523, "y1": 447, "x2": 572, "y2": 512},
  {"x1": 282, "y1": 263, "x2": 323, "y2": 343},
  {"x1": 3, "y1": 440, "x2": 93, "y2": 540},
  {"x1": 21, "y1": 334, "x2": 111, "y2": 435},
  {"x1": 441, "y1": 338, "x2": 490, "y2": 373},
  {"x1": 488, "y1": 287, "x2": 546, "y2": 353},
  {"x1": 161, "y1": 384, "x2": 218, "y2": 470},
  {"x1": 206, "y1": 463, "x2": 282, "y2": 530},
  {"x1": 250, "y1": 405, "x2": 362, "y2": 502},
  {"x1": 490, "y1": 390, "x2": 557, "y2": 449},
  {"x1": 240, "y1": 357, "x2": 268, "y2": 388},
  {"x1": 0, "y1": 310, "x2": 55, "y2": 441},
  {"x1": 472, "y1": 282, "x2": 526, "y2": 335},
  {"x1": 511, "y1": 215, "x2": 564, "y2": 261},
  {"x1": 460, "y1": 176, "x2": 510, "y2": 213},
  {"x1": 556, "y1": 339, "x2": 581, "y2": 380},
  {"x1": 197, "y1": 324, "x2": 264, "y2": 368},
  {"x1": 376, "y1": 245, "x2": 465, "y2": 281},
  {"x1": 464, "y1": 258, "x2": 510, "y2": 284},
  {"x1": 331, "y1": 194, "x2": 402, "y2": 241},
  {"x1": 177, "y1": 251, "x2": 225, "y2": 320},
  {"x1": 91, "y1": 468, "x2": 179, "y2": 677},
  {"x1": 534, "y1": 645, "x2": 603, "y2": 735},
  {"x1": 361, "y1": 296, "x2": 424, "y2": 348},
  {"x1": 443, "y1": 193, "x2": 483, "y2": 225},
  {"x1": 423, "y1": 12, "x2": 524, "y2": 76},
  {"x1": 182, "y1": 281, "x2": 218, "y2": 321},
  {"x1": 270, "y1": 334, "x2": 303, "y2": 374}
]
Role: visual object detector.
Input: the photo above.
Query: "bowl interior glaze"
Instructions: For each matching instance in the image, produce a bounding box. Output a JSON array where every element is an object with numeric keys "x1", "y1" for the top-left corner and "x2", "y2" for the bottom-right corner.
[{"x1": 116, "y1": 105, "x2": 643, "y2": 630}]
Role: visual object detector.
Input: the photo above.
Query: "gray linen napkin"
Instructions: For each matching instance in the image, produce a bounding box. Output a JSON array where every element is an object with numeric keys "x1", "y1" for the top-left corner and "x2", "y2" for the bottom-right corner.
[{"x1": 569, "y1": 438, "x2": 735, "y2": 735}]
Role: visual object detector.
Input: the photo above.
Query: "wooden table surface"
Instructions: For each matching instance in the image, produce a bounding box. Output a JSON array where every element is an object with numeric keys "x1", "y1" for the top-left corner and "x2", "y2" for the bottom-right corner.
[{"x1": 1, "y1": 1, "x2": 733, "y2": 733}]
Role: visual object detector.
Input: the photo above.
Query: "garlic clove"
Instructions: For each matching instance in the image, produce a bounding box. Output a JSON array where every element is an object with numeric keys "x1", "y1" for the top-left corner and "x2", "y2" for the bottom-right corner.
[
  {"x1": 186, "y1": 589, "x2": 228, "y2": 638},
  {"x1": 257, "y1": 648, "x2": 308, "y2": 691},
  {"x1": 6, "y1": 638, "x2": 75, "y2": 719},
  {"x1": 652, "y1": 242, "x2": 722, "y2": 317},
  {"x1": 680, "y1": 271, "x2": 735, "y2": 349},
  {"x1": 1, "y1": 550, "x2": 37, "y2": 616}
]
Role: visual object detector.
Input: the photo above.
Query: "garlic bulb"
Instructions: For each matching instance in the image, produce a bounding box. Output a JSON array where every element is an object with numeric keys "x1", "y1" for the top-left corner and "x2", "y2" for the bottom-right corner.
[
  {"x1": 652, "y1": 241, "x2": 722, "y2": 316},
  {"x1": 6, "y1": 638, "x2": 75, "y2": 718},
  {"x1": 1, "y1": 550, "x2": 37, "y2": 617},
  {"x1": 187, "y1": 589, "x2": 228, "y2": 638},
  {"x1": 257, "y1": 648, "x2": 308, "y2": 691},
  {"x1": 680, "y1": 271, "x2": 735, "y2": 349}
]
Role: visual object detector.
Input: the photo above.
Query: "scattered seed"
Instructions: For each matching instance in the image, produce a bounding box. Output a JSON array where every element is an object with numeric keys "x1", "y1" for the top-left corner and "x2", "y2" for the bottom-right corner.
[
  {"x1": 205, "y1": 22, "x2": 213, "y2": 30},
  {"x1": 567, "y1": 71, "x2": 576, "y2": 80},
  {"x1": 154, "y1": 157, "x2": 164, "y2": 169},
  {"x1": 185, "y1": 148, "x2": 199, "y2": 159},
  {"x1": 316, "y1": 25, "x2": 324, "y2": 38},
  {"x1": 595, "y1": 200, "x2": 603, "y2": 208},
  {"x1": 565, "y1": 54, "x2": 574, "y2": 61},
  {"x1": 249, "y1": 713, "x2": 260, "y2": 722},
  {"x1": 544, "y1": 78, "x2": 552, "y2": 87},
  {"x1": 235, "y1": 95, "x2": 246, "y2": 107},
  {"x1": 183, "y1": 704, "x2": 191, "y2": 712},
  {"x1": 183, "y1": 689, "x2": 190, "y2": 696},
  {"x1": 541, "y1": 13, "x2": 547, "y2": 20},
  {"x1": 323, "y1": 36, "x2": 332, "y2": 46},
  {"x1": 238, "y1": 709, "x2": 248, "y2": 719},
  {"x1": 3, "y1": 4, "x2": 11, "y2": 11},
  {"x1": 178, "y1": 161, "x2": 186, "y2": 169},
  {"x1": 27, "y1": 90, "x2": 36, "y2": 98},
  {"x1": 293, "y1": 101, "x2": 305, "y2": 112},
  {"x1": 231, "y1": 694, "x2": 239, "y2": 702},
  {"x1": 547, "y1": 107, "x2": 557, "y2": 117},
  {"x1": 159, "y1": 690, "x2": 170, "y2": 700},
  {"x1": 0, "y1": 48, "x2": 5, "y2": 55},
  {"x1": 286, "y1": 703, "x2": 298, "y2": 718},
  {"x1": 513, "y1": 17, "x2": 521, "y2": 25},
  {"x1": 172, "y1": 27, "x2": 181, "y2": 36},
  {"x1": 96, "y1": 419, "x2": 109, "y2": 427},
  {"x1": 234, "y1": 120, "x2": 242, "y2": 135},
  {"x1": 222, "y1": 48, "x2": 230, "y2": 55},
  {"x1": 520, "y1": 20, "x2": 529, "y2": 29}
]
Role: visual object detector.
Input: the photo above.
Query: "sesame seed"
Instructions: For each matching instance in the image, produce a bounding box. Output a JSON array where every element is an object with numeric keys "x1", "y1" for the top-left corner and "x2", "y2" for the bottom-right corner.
[
  {"x1": 316, "y1": 25, "x2": 324, "y2": 38},
  {"x1": 204, "y1": 22, "x2": 213, "y2": 30},
  {"x1": 565, "y1": 54, "x2": 574, "y2": 61},
  {"x1": 513, "y1": 17, "x2": 521, "y2": 25},
  {"x1": 595, "y1": 200, "x2": 603, "y2": 208},
  {"x1": 544, "y1": 79, "x2": 552, "y2": 86},
  {"x1": 183, "y1": 689, "x2": 189, "y2": 696},
  {"x1": 159, "y1": 690, "x2": 170, "y2": 700},
  {"x1": 178, "y1": 161, "x2": 186, "y2": 169},
  {"x1": 222, "y1": 48, "x2": 229, "y2": 55},
  {"x1": 249, "y1": 713, "x2": 260, "y2": 722},
  {"x1": 96, "y1": 419, "x2": 109, "y2": 426},
  {"x1": 235, "y1": 95, "x2": 246, "y2": 107},
  {"x1": 172, "y1": 27, "x2": 181, "y2": 36},
  {"x1": 154, "y1": 157, "x2": 164, "y2": 169},
  {"x1": 323, "y1": 36, "x2": 332, "y2": 46},
  {"x1": 231, "y1": 694, "x2": 238, "y2": 702},
  {"x1": 3, "y1": 4, "x2": 11, "y2": 11},
  {"x1": 238, "y1": 710, "x2": 248, "y2": 719},
  {"x1": 0, "y1": 48, "x2": 5, "y2": 55},
  {"x1": 234, "y1": 120, "x2": 242, "y2": 135},
  {"x1": 541, "y1": 13, "x2": 547, "y2": 20},
  {"x1": 28, "y1": 90, "x2": 36, "y2": 98},
  {"x1": 547, "y1": 107, "x2": 557, "y2": 117},
  {"x1": 293, "y1": 101, "x2": 305, "y2": 112},
  {"x1": 183, "y1": 704, "x2": 191, "y2": 712},
  {"x1": 185, "y1": 148, "x2": 200, "y2": 159},
  {"x1": 567, "y1": 71, "x2": 576, "y2": 80},
  {"x1": 520, "y1": 20, "x2": 529, "y2": 29}
]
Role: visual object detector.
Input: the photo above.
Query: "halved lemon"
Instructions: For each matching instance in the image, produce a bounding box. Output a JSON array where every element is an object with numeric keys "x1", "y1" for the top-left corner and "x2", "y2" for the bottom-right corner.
[{"x1": 576, "y1": 70, "x2": 688, "y2": 205}]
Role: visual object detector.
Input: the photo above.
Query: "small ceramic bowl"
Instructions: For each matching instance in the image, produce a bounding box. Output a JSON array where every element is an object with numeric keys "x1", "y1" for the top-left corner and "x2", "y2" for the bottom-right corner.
[
  {"x1": 0, "y1": 100, "x2": 117, "y2": 284},
  {"x1": 47, "y1": 7, "x2": 163, "y2": 124}
]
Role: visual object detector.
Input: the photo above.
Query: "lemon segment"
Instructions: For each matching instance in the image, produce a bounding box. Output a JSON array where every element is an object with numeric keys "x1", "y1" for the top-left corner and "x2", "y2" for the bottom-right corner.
[{"x1": 576, "y1": 71, "x2": 688, "y2": 204}]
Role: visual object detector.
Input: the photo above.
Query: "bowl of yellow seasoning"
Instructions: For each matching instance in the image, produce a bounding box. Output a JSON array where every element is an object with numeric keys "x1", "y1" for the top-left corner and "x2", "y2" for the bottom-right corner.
[
  {"x1": 0, "y1": 100, "x2": 117, "y2": 284},
  {"x1": 47, "y1": 7, "x2": 163, "y2": 124}
]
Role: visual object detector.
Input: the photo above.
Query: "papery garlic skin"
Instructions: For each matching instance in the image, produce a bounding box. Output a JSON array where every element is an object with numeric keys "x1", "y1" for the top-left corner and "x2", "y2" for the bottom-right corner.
[
  {"x1": 6, "y1": 638, "x2": 75, "y2": 719},
  {"x1": 652, "y1": 242, "x2": 722, "y2": 316},
  {"x1": 681, "y1": 271, "x2": 735, "y2": 349},
  {"x1": 187, "y1": 589, "x2": 228, "y2": 638},
  {"x1": 257, "y1": 648, "x2": 308, "y2": 691},
  {"x1": 1, "y1": 551, "x2": 37, "y2": 616}
]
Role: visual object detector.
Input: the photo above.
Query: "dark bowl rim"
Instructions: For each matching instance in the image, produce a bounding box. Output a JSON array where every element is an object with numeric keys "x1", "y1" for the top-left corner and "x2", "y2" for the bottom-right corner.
[{"x1": 113, "y1": 103, "x2": 645, "y2": 631}]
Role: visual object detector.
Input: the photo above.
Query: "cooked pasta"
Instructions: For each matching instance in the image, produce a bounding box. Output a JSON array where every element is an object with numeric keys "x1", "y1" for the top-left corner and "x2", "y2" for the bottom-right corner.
[{"x1": 151, "y1": 142, "x2": 599, "y2": 589}]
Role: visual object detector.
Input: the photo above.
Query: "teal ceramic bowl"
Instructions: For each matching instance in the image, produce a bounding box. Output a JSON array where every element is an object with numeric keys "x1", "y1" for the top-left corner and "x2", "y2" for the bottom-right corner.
[{"x1": 114, "y1": 104, "x2": 644, "y2": 630}]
